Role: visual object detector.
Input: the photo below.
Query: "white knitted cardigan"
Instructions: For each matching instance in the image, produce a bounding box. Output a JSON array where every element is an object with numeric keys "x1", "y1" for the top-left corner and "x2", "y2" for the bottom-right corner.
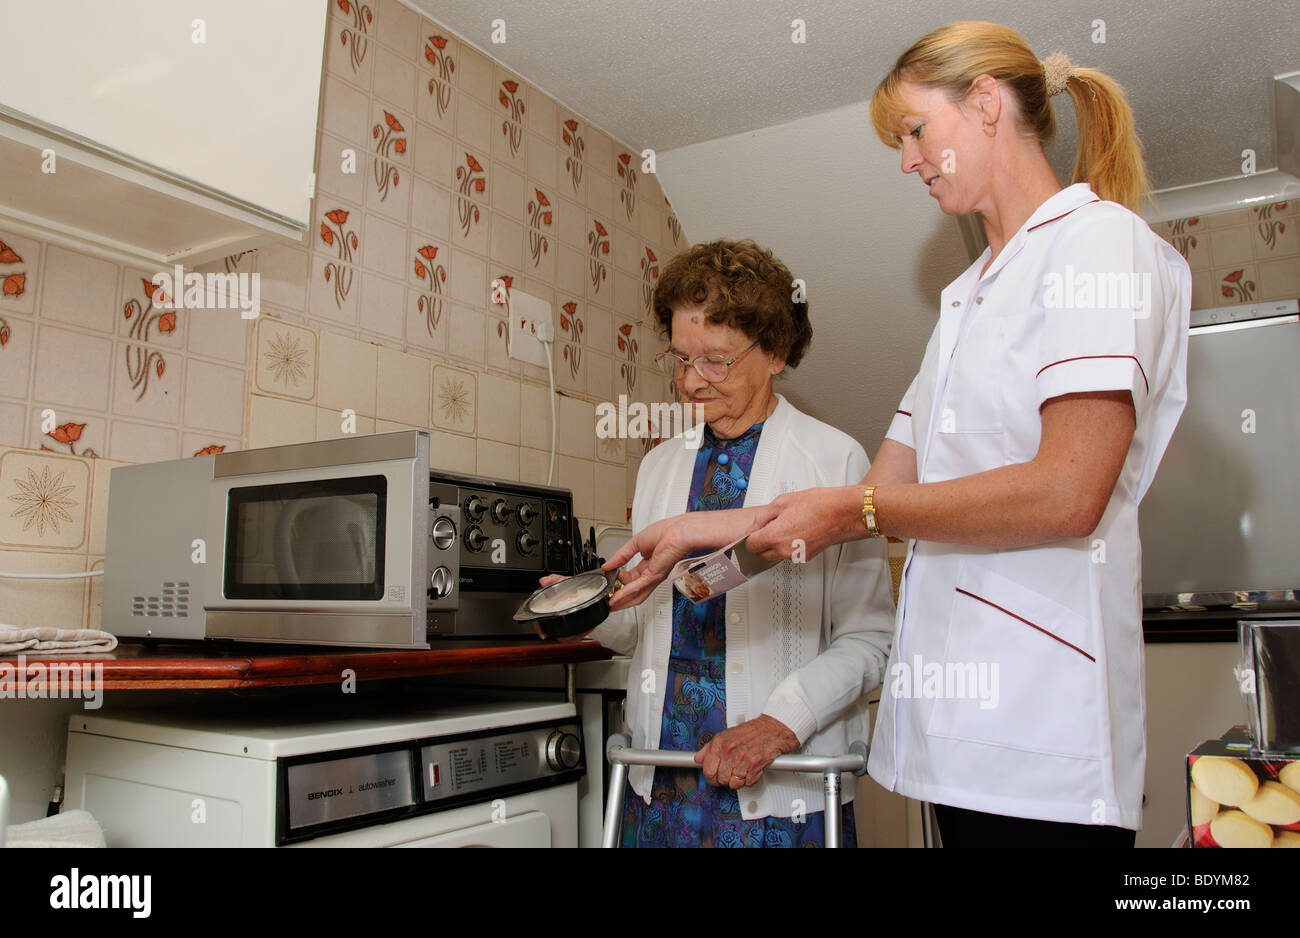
[{"x1": 589, "y1": 394, "x2": 895, "y2": 820}]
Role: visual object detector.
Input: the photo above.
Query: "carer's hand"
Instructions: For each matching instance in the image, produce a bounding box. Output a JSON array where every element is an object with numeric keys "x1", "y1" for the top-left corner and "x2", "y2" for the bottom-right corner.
[
  {"x1": 695, "y1": 715, "x2": 799, "y2": 789},
  {"x1": 745, "y1": 487, "x2": 859, "y2": 563}
]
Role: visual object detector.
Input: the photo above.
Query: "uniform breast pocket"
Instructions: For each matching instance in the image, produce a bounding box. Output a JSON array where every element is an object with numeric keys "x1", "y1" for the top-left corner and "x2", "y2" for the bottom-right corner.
[
  {"x1": 939, "y1": 320, "x2": 1007, "y2": 435},
  {"x1": 925, "y1": 560, "x2": 1102, "y2": 761}
]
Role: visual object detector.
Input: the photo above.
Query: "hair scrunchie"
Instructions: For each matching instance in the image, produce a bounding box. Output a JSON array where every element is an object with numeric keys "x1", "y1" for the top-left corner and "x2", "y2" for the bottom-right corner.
[{"x1": 1042, "y1": 52, "x2": 1072, "y2": 96}]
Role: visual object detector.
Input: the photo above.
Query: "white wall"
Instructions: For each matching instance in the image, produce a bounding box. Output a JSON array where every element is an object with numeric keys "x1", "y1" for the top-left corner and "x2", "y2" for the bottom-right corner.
[{"x1": 657, "y1": 100, "x2": 972, "y2": 455}]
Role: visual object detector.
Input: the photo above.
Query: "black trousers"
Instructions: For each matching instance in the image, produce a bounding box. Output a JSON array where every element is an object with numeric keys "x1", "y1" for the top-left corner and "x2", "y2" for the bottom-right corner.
[{"x1": 934, "y1": 804, "x2": 1137, "y2": 848}]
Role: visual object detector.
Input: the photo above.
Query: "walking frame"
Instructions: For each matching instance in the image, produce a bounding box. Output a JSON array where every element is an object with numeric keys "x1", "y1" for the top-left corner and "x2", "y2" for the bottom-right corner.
[{"x1": 601, "y1": 734, "x2": 870, "y2": 848}]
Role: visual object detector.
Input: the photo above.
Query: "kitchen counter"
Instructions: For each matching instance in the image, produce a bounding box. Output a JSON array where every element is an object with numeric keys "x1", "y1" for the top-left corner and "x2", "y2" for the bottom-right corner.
[{"x1": 0, "y1": 639, "x2": 613, "y2": 690}]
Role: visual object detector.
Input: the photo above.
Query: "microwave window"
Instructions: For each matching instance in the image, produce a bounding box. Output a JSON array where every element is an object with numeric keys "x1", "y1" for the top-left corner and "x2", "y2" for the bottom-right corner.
[{"x1": 225, "y1": 475, "x2": 387, "y2": 601}]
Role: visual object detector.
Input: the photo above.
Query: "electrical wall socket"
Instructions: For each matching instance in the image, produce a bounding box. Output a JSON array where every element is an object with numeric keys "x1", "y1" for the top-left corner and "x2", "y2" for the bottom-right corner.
[{"x1": 506, "y1": 289, "x2": 551, "y2": 368}]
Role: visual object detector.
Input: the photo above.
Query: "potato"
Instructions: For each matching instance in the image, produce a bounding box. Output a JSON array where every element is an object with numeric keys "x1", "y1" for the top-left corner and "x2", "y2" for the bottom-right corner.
[
  {"x1": 1279, "y1": 762, "x2": 1300, "y2": 795},
  {"x1": 1210, "y1": 810, "x2": 1273, "y2": 848},
  {"x1": 1241, "y1": 781, "x2": 1300, "y2": 826},
  {"x1": 1189, "y1": 783, "x2": 1219, "y2": 826},
  {"x1": 1191, "y1": 756, "x2": 1259, "y2": 807},
  {"x1": 1273, "y1": 830, "x2": 1300, "y2": 848}
]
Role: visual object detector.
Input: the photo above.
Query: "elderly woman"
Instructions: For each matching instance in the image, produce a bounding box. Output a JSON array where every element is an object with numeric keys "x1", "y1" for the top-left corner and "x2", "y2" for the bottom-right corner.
[
  {"x1": 574, "y1": 238, "x2": 894, "y2": 848},
  {"x1": 608, "y1": 23, "x2": 1191, "y2": 848}
]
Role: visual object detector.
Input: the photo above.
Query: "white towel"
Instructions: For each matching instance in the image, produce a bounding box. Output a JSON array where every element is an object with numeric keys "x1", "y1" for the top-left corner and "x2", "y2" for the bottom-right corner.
[
  {"x1": 4, "y1": 809, "x2": 106, "y2": 848},
  {"x1": 0, "y1": 624, "x2": 118, "y2": 655}
]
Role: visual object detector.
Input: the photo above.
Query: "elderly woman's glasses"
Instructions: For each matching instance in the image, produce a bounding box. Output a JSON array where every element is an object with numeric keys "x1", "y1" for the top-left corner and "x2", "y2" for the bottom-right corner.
[{"x1": 655, "y1": 339, "x2": 760, "y2": 383}]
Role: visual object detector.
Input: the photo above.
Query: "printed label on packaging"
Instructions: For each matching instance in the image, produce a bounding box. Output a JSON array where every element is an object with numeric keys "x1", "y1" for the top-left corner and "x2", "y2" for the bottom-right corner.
[{"x1": 669, "y1": 534, "x2": 779, "y2": 603}]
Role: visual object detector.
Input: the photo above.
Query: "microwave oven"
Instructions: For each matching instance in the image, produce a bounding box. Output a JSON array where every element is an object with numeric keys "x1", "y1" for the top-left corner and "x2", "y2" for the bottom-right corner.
[
  {"x1": 103, "y1": 431, "x2": 581, "y2": 648},
  {"x1": 104, "y1": 431, "x2": 452, "y2": 649}
]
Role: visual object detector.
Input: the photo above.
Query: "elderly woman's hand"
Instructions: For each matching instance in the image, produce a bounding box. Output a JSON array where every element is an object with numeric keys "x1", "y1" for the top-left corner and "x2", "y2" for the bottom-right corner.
[{"x1": 695, "y1": 715, "x2": 799, "y2": 789}]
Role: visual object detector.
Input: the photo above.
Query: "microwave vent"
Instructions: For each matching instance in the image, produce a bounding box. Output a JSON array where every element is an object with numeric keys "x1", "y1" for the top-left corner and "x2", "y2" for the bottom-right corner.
[{"x1": 131, "y1": 581, "x2": 191, "y2": 618}]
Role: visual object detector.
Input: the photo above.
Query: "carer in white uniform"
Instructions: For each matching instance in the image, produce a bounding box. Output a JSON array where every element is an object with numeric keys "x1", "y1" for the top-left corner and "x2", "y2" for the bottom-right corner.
[{"x1": 606, "y1": 21, "x2": 1191, "y2": 848}]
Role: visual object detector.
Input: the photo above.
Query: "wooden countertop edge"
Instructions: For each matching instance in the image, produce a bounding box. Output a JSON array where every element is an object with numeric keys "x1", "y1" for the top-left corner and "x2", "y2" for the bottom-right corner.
[{"x1": 0, "y1": 641, "x2": 613, "y2": 690}]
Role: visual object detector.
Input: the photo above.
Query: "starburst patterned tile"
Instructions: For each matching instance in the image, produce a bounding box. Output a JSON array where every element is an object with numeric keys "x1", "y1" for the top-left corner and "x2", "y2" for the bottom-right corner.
[
  {"x1": 254, "y1": 318, "x2": 317, "y2": 401},
  {"x1": 431, "y1": 365, "x2": 475, "y2": 434},
  {"x1": 0, "y1": 448, "x2": 89, "y2": 550}
]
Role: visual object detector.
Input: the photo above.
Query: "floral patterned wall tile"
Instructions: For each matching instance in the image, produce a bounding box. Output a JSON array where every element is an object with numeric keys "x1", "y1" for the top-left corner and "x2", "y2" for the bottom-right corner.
[
  {"x1": 595, "y1": 425, "x2": 624, "y2": 467},
  {"x1": 312, "y1": 202, "x2": 362, "y2": 327},
  {"x1": 418, "y1": 31, "x2": 457, "y2": 133},
  {"x1": 432, "y1": 364, "x2": 476, "y2": 434},
  {"x1": 326, "y1": 5, "x2": 374, "y2": 90},
  {"x1": 0, "y1": 313, "x2": 33, "y2": 402},
  {"x1": 365, "y1": 104, "x2": 413, "y2": 222},
  {"x1": 585, "y1": 350, "x2": 614, "y2": 403},
  {"x1": 0, "y1": 447, "x2": 89, "y2": 551},
  {"x1": 183, "y1": 435, "x2": 239, "y2": 459},
  {"x1": 254, "y1": 318, "x2": 317, "y2": 401},
  {"x1": 1258, "y1": 256, "x2": 1300, "y2": 300},
  {"x1": 30, "y1": 414, "x2": 104, "y2": 459},
  {"x1": 0, "y1": 232, "x2": 39, "y2": 317}
]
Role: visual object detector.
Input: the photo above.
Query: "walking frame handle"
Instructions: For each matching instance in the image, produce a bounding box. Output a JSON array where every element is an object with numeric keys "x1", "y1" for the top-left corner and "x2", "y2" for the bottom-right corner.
[{"x1": 601, "y1": 734, "x2": 869, "y2": 848}]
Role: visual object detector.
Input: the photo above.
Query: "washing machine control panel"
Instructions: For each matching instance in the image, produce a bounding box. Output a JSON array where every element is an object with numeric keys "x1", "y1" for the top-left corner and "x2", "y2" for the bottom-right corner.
[{"x1": 277, "y1": 718, "x2": 584, "y2": 844}]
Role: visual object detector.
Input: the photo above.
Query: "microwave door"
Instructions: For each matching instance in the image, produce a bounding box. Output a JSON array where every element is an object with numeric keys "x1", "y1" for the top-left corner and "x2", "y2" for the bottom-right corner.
[{"x1": 274, "y1": 497, "x2": 378, "y2": 597}]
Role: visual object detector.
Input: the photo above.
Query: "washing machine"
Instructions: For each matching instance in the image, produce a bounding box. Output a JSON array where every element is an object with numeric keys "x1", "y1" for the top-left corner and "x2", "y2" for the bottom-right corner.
[{"x1": 64, "y1": 696, "x2": 583, "y2": 847}]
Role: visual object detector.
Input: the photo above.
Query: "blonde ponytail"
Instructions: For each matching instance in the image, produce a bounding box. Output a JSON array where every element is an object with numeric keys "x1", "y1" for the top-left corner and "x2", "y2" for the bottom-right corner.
[
  {"x1": 870, "y1": 21, "x2": 1153, "y2": 213},
  {"x1": 1059, "y1": 66, "x2": 1151, "y2": 212}
]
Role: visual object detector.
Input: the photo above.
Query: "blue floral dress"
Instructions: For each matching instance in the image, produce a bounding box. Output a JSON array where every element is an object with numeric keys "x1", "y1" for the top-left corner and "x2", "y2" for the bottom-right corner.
[{"x1": 621, "y1": 420, "x2": 857, "y2": 848}]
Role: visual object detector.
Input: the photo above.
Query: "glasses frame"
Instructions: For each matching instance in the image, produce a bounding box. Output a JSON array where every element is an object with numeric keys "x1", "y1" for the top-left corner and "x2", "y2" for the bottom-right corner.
[{"x1": 655, "y1": 339, "x2": 761, "y2": 383}]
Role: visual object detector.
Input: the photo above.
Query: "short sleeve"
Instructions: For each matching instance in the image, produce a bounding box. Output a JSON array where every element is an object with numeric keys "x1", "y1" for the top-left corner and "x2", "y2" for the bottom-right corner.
[
  {"x1": 1034, "y1": 208, "x2": 1188, "y2": 416},
  {"x1": 884, "y1": 372, "x2": 920, "y2": 448}
]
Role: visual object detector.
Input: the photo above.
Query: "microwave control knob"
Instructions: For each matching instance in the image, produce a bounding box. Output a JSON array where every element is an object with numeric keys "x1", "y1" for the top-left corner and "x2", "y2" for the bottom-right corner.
[
  {"x1": 491, "y1": 498, "x2": 511, "y2": 525},
  {"x1": 466, "y1": 496, "x2": 487, "y2": 521},
  {"x1": 517, "y1": 532, "x2": 539, "y2": 555},
  {"x1": 545, "y1": 730, "x2": 582, "y2": 772},
  {"x1": 465, "y1": 525, "x2": 488, "y2": 552},
  {"x1": 428, "y1": 566, "x2": 453, "y2": 599},
  {"x1": 431, "y1": 516, "x2": 457, "y2": 550},
  {"x1": 517, "y1": 503, "x2": 537, "y2": 526}
]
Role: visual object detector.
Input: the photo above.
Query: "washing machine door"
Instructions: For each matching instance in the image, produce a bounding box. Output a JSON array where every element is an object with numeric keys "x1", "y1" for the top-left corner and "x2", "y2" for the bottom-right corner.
[{"x1": 393, "y1": 811, "x2": 551, "y2": 847}]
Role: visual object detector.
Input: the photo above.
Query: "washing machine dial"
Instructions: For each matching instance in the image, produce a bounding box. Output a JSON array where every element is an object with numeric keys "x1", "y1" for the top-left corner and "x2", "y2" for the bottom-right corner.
[{"x1": 545, "y1": 730, "x2": 582, "y2": 772}]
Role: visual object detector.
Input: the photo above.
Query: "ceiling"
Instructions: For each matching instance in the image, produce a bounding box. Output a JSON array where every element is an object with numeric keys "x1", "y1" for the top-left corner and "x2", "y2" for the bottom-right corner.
[{"x1": 410, "y1": 0, "x2": 1300, "y2": 191}]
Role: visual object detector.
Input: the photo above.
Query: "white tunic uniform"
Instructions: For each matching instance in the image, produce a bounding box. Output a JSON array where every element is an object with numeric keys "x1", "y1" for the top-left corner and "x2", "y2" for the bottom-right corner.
[{"x1": 867, "y1": 184, "x2": 1191, "y2": 830}]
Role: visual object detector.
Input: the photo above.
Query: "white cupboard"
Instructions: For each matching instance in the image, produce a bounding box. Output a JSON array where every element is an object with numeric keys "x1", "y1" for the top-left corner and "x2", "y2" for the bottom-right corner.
[{"x1": 0, "y1": 0, "x2": 329, "y2": 264}]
